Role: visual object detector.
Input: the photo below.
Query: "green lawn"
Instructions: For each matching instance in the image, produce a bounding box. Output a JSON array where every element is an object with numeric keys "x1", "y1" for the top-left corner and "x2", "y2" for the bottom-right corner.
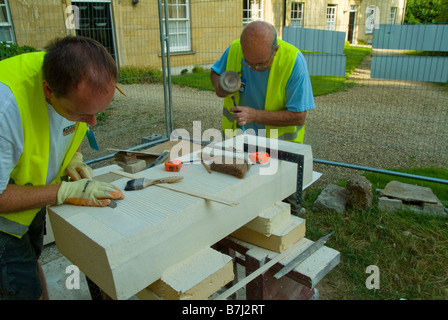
[
  {"x1": 303, "y1": 168, "x2": 448, "y2": 300},
  {"x1": 171, "y1": 43, "x2": 372, "y2": 97}
]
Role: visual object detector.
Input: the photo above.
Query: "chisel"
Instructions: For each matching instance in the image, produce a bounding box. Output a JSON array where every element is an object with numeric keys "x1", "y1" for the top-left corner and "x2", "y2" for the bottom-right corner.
[
  {"x1": 145, "y1": 150, "x2": 170, "y2": 169},
  {"x1": 273, "y1": 231, "x2": 334, "y2": 279},
  {"x1": 231, "y1": 95, "x2": 245, "y2": 132}
]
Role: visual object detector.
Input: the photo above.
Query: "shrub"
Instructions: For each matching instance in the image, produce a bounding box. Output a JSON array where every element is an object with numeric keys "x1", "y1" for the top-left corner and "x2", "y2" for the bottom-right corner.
[
  {"x1": 118, "y1": 66, "x2": 162, "y2": 84},
  {"x1": 192, "y1": 65, "x2": 204, "y2": 73},
  {"x1": 0, "y1": 41, "x2": 37, "y2": 61}
]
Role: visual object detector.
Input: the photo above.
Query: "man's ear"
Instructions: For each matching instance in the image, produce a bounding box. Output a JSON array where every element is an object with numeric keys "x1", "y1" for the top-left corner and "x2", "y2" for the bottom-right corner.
[{"x1": 42, "y1": 80, "x2": 52, "y2": 100}]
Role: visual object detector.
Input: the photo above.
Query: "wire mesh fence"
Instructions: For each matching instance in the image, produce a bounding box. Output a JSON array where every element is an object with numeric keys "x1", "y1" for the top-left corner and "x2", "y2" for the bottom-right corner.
[{"x1": 1, "y1": 0, "x2": 447, "y2": 183}]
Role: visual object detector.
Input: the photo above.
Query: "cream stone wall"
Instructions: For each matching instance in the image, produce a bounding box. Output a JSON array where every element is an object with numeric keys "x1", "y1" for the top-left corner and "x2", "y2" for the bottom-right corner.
[
  {"x1": 283, "y1": 0, "x2": 406, "y2": 43},
  {"x1": 8, "y1": 0, "x2": 69, "y2": 49},
  {"x1": 7, "y1": 0, "x2": 406, "y2": 69}
]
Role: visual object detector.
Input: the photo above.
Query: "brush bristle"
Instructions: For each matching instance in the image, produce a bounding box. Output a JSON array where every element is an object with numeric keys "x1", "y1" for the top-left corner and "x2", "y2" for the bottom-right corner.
[
  {"x1": 210, "y1": 157, "x2": 250, "y2": 179},
  {"x1": 125, "y1": 177, "x2": 144, "y2": 191}
]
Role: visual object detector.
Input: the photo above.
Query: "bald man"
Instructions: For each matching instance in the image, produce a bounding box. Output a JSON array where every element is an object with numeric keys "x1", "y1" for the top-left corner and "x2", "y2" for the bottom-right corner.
[
  {"x1": 210, "y1": 22, "x2": 318, "y2": 300},
  {"x1": 210, "y1": 21, "x2": 315, "y2": 143}
]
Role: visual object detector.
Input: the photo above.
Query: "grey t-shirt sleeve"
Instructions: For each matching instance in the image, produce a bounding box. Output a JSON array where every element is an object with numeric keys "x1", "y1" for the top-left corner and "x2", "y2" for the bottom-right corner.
[{"x1": 0, "y1": 83, "x2": 24, "y2": 193}]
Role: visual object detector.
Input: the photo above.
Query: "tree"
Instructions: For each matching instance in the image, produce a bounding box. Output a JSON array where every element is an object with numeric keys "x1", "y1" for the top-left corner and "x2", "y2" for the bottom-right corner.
[
  {"x1": 435, "y1": 0, "x2": 448, "y2": 22},
  {"x1": 404, "y1": 0, "x2": 443, "y2": 23}
]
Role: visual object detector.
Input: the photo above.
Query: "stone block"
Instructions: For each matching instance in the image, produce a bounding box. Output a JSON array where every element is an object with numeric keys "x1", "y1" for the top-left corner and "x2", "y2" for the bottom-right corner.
[
  {"x1": 137, "y1": 248, "x2": 234, "y2": 300},
  {"x1": 243, "y1": 201, "x2": 291, "y2": 236},
  {"x1": 121, "y1": 159, "x2": 146, "y2": 174},
  {"x1": 378, "y1": 196, "x2": 403, "y2": 212},
  {"x1": 345, "y1": 175, "x2": 372, "y2": 210},
  {"x1": 313, "y1": 185, "x2": 346, "y2": 213},
  {"x1": 231, "y1": 215, "x2": 306, "y2": 253}
]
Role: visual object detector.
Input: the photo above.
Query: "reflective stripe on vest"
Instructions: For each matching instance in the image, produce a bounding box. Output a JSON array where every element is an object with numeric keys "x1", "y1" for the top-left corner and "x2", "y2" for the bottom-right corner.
[
  {"x1": 222, "y1": 39, "x2": 305, "y2": 143},
  {"x1": 0, "y1": 52, "x2": 87, "y2": 238}
]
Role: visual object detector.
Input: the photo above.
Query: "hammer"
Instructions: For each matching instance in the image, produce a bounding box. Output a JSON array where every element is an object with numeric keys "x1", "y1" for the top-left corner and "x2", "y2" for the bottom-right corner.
[
  {"x1": 219, "y1": 71, "x2": 245, "y2": 132},
  {"x1": 218, "y1": 71, "x2": 242, "y2": 95}
]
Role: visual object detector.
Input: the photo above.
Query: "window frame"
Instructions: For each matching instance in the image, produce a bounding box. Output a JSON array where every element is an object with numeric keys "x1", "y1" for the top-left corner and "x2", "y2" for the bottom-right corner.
[
  {"x1": 162, "y1": 0, "x2": 191, "y2": 53},
  {"x1": 0, "y1": 0, "x2": 15, "y2": 44},
  {"x1": 389, "y1": 7, "x2": 397, "y2": 24},
  {"x1": 326, "y1": 4, "x2": 337, "y2": 31},
  {"x1": 291, "y1": 2, "x2": 304, "y2": 27},
  {"x1": 243, "y1": 0, "x2": 264, "y2": 27}
]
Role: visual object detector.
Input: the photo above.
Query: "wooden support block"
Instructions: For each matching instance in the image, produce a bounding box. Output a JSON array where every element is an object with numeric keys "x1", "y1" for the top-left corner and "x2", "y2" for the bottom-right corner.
[
  {"x1": 136, "y1": 248, "x2": 234, "y2": 300},
  {"x1": 231, "y1": 215, "x2": 306, "y2": 253},
  {"x1": 114, "y1": 152, "x2": 138, "y2": 164},
  {"x1": 243, "y1": 201, "x2": 291, "y2": 236}
]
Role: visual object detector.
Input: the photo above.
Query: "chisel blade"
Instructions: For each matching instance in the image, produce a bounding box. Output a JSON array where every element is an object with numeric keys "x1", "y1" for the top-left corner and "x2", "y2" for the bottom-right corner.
[{"x1": 273, "y1": 231, "x2": 334, "y2": 279}]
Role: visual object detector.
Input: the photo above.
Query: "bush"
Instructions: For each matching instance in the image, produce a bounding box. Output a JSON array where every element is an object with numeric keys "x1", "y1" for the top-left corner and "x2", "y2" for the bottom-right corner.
[
  {"x1": 192, "y1": 65, "x2": 204, "y2": 73},
  {"x1": 0, "y1": 41, "x2": 37, "y2": 61},
  {"x1": 118, "y1": 66, "x2": 162, "y2": 84}
]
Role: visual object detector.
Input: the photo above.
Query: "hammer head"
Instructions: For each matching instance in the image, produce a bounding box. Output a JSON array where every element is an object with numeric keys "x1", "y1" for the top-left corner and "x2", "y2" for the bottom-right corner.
[{"x1": 219, "y1": 71, "x2": 241, "y2": 94}]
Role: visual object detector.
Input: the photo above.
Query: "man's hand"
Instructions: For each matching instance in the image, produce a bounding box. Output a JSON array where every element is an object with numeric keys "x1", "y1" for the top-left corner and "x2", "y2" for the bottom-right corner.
[
  {"x1": 57, "y1": 179, "x2": 125, "y2": 207},
  {"x1": 210, "y1": 70, "x2": 230, "y2": 98},
  {"x1": 66, "y1": 152, "x2": 93, "y2": 181},
  {"x1": 231, "y1": 106, "x2": 307, "y2": 127},
  {"x1": 230, "y1": 106, "x2": 256, "y2": 126}
]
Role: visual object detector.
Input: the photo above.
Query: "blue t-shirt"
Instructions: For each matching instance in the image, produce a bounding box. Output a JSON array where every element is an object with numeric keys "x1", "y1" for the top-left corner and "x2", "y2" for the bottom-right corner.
[{"x1": 212, "y1": 45, "x2": 315, "y2": 132}]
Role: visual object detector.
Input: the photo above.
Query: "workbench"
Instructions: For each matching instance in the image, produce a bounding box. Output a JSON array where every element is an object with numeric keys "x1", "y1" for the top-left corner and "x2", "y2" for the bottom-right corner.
[{"x1": 47, "y1": 135, "x2": 338, "y2": 300}]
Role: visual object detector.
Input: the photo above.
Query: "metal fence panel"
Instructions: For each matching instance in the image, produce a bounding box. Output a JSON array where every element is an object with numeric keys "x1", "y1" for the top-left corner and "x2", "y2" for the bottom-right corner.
[
  {"x1": 1, "y1": 0, "x2": 447, "y2": 185},
  {"x1": 283, "y1": 26, "x2": 346, "y2": 54},
  {"x1": 373, "y1": 24, "x2": 448, "y2": 52},
  {"x1": 371, "y1": 55, "x2": 448, "y2": 82}
]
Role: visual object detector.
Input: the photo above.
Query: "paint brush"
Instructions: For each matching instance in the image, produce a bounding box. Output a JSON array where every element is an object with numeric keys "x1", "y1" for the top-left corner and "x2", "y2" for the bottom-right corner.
[{"x1": 125, "y1": 176, "x2": 183, "y2": 191}]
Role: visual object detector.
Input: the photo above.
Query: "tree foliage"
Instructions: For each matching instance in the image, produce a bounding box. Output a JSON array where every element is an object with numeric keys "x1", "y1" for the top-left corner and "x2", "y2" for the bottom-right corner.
[{"x1": 405, "y1": 0, "x2": 448, "y2": 23}]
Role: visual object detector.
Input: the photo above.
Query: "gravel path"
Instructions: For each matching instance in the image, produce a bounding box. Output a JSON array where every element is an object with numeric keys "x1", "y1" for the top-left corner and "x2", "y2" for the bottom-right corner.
[{"x1": 82, "y1": 55, "x2": 448, "y2": 187}]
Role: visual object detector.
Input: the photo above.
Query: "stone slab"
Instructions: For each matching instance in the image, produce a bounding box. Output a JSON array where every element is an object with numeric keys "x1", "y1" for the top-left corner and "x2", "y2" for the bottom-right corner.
[{"x1": 379, "y1": 181, "x2": 439, "y2": 204}]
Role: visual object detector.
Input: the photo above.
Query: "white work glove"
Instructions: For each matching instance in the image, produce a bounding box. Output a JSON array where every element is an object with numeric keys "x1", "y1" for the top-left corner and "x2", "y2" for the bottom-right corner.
[
  {"x1": 66, "y1": 152, "x2": 93, "y2": 181},
  {"x1": 57, "y1": 179, "x2": 125, "y2": 207}
]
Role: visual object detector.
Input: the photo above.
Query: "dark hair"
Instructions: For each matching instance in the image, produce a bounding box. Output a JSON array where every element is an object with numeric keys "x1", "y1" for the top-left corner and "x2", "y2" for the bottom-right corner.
[{"x1": 43, "y1": 36, "x2": 117, "y2": 98}]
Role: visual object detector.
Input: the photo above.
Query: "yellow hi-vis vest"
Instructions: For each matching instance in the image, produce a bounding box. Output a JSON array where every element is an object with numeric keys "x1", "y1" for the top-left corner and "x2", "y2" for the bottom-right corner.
[
  {"x1": 0, "y1": 52, "x2": 87, "y2": 238},
  {"x1": 222, "y1": 39, "x2": 305, "y2": 143}
]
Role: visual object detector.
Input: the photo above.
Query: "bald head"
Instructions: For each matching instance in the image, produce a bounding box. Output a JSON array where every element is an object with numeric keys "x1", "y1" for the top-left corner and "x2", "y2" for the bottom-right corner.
[
  {"x1": 240, "y1": 21, "x2": 278, "y2": 54},
  {"x1": 240, "y1": 21, "x2": 279, "y2": 71}
]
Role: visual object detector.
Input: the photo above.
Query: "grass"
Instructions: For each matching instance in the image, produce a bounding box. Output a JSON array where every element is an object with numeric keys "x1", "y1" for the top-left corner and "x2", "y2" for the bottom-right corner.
[
  {"x1": 302, "y1": 167, "x2": 448, "y2": 300},
  {"x1": 310, "y1": 44, "x2": 372, "y2": 96},
  {"x1": 118, "y1": 66, "x2": 162, "y2": 84},
  {"x1": 171, "y1": 71, "x2": 215, "y2": 91},
  {"x1": 170, "y1": 43, "x2": 372, "y2": 97}
]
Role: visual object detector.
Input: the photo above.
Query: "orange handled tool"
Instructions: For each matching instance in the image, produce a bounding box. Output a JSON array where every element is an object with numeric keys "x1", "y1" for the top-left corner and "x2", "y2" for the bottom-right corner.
[
  {"x1": 165, "y1": 160, "x2": 182, "y2": 172},
  {"x1": 249, "y1": 152, "x2": 269, "y2": 164}
]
